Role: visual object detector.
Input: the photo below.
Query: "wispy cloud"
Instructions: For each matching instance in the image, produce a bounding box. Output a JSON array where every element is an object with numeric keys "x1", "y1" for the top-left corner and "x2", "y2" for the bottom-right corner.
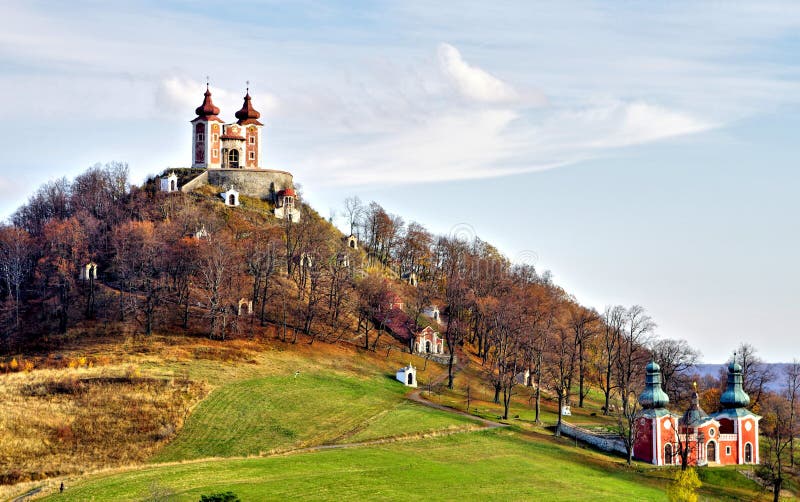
[
  {"x1": 0, "y1": 0, "x2": 798, "y2": 196},
  {"x1": 437, "y1": 43, "x2": 520, "y2": 104}
]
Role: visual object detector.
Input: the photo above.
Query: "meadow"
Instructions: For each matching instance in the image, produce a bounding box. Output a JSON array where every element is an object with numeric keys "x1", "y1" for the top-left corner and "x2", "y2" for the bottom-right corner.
[{"x1": 2, "y1": 332, "x2": 766, "y2": 501}]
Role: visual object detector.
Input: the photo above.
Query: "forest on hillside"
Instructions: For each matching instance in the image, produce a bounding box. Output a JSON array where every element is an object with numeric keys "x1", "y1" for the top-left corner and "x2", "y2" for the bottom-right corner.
[{"x1": 0, "y1": 163, "x2": 798, "y2": 497}]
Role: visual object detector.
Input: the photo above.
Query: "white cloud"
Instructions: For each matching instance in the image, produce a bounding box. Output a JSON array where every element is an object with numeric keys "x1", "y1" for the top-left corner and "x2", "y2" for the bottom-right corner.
[{"x1": 437, "y1": 43, "x2": 520, "y2": 103}]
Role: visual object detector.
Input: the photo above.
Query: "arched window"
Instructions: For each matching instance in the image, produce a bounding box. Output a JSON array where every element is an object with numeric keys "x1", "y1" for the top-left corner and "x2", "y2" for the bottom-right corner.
[
  {"x1": 744, "y1": 443, "x2": 753, "y2": 463},
  {"x1": 228, "y1": 149, "x2": 239, "y2": 168},
  {"x1": 706, "y1": 441, "x2": 716, "y2": 463},
  {"x1": 664, "y1": 444, "x2": 673, "y2": 465},
  {"x1": 407, "y1": 373, "x2": 414, "y2": 385},
  {"x1": 170, "y1": 180, "x2": 176, "y2": 191},
  {"x1": 425, "y1": 340, "x2": 431, "y2": 353},
  {"x1": 229, "y1": 194, "x2": 236, "y2": 206}
]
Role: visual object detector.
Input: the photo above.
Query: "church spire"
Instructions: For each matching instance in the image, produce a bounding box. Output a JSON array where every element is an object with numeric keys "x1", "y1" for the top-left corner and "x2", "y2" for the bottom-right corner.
[
  {"x1": 195, "y1": 82, "x2": 221, "y2": 120},
  {"x1": 235, "y1": 84, "x2": 263, "y2": 125},
  {"x1": 638, "y1": 359, "x2": 670, "y2": 409},
  {"x1": 720, "y1": 352, "x2": 750, "y2": 409}
]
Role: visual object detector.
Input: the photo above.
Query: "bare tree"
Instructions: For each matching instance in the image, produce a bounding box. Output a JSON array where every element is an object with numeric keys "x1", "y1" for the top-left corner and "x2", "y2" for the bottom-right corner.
[
  {"x1": 566, "y1": 303, "x2": 600, "y2": 408},
  {"x1": 196, "y1": 235, "x2": 240, "y2": 340},
  {"x1": 599, "y1": 305, "x2": 625, "y2": 415},
  {"x1": 549, "y1": 322, "x2": 577, "y2": 436},
  {"x1": 784, "y1": 360, "x2": 800, "y2": 467},
  {"x1": 652, "y1": 338, "x2": 701, "y2": 405},
  {"x1": 734, "y1": 343, "x2": 774, "y2": 410},
  {"x1": 615, "y1": 305, "x2": 655, "y2": 464},
  {"x1": 0, "y1": 226, "x2": 33, "y2": 333},
  {"x1": 342, "y1": 195, "x2": 364, "y2": 237},
  {"x1": 759, "y1": 392, "x2": 798, "y2": 502}
]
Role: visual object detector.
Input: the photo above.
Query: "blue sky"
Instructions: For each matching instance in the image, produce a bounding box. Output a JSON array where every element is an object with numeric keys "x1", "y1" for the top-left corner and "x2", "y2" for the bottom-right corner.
[{"x1": 1, "y1": 1, "x2": 798, "y2": 361}]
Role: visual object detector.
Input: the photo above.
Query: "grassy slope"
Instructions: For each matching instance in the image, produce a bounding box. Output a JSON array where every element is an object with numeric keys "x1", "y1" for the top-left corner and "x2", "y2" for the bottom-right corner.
[
  {"x1": 153, "y1": 371, "x2": 478, "y2": 462},
  {"x1": 43, "y1": 431, "x2": 670, "y2": 502},
  {"x1": 6, "y1": 334, "x2": 766, "y2": 501}
]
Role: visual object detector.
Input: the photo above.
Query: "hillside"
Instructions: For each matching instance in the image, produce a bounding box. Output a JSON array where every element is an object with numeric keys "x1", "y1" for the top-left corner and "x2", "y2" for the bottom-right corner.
[
  {"x1": 0, "y1": 164, "x2": 784, "y2": 500},
  {"x1": 3, "y1": 331, "x2": 767, "y2": 501}
]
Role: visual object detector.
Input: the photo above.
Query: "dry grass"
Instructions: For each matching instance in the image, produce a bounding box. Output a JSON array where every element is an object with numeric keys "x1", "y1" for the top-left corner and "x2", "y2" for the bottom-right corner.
[
  {"x1": 0, "y1": 360, "x2": 207, "y2": 485},
  {"x1": 0, "y1": 328, "x2": 443, "y2": 491}
]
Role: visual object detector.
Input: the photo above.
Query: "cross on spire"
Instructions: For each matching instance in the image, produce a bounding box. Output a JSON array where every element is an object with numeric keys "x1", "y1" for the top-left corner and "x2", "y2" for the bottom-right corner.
[
  {"x1": 205, "y1": 75, "x2": 210, "y2": 90},
  {"x1": 246, "y1": 80, "x2": 250, "y2": 93}
]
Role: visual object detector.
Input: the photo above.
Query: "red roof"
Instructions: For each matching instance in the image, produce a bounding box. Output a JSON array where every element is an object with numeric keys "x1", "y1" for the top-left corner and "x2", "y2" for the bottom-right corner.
[
  {"x1": 235, "y1": 91, "x2": 263, "y2": 126},
  {"x1": 220, "y1": 133, "x2": 245, "y2": 140},
  {"x1": 195, "y1": 86, "x2": 221, "y2": 120},
  {"x1": 278, "y1": 188, "x2": 297, "y2": 197}
]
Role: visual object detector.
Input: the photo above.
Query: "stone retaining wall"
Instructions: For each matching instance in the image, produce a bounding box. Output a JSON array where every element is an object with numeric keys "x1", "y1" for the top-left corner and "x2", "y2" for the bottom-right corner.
[
  {"x1": 180, "y1": 170, "x2": 208, "y2": 193},
  {"x1": 208, "y1": 169, "x2": 293, "y2": 200},
  {"x1": 558, "y1": 421, "x2": 627, "y2": 456}
]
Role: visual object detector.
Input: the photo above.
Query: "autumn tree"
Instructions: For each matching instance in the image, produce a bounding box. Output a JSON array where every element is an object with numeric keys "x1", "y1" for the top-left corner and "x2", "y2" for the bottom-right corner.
[
  {"x1": 355, "y1": 274, "x2": 393, "y2": 350},
  {"x1": 13, "y1": 177, "x2": 72, "y2": 236},
  {"x1": 36, "y1": 217, "x2": 89, "y2": 333},
  {"x1": 112, "y1": 221, "x2": 165, "y2": 335}
]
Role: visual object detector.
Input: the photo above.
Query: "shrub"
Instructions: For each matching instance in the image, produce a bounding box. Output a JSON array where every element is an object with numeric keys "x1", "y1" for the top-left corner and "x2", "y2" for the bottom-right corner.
[
  {"x1": 667, "y1": 468, "x2": 702, "y2": 502},
  {"x1": 199, "y1": 492, "x2": 240, "y2": 502},
  {"x1": 9, "y1": 358, "x2": 18, "y2": 372}
]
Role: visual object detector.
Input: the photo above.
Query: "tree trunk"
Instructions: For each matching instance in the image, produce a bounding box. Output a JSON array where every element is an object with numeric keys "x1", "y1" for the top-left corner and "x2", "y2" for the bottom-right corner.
[
  {"x1": 447, "y1": 349, "x2": 456, "y2": 390},
  {"x1": 555, "y1": 393, "x2": 563, "y2": 436},
  {"x1": 578, "y1": 342, "x2": 585, "y2": 407}
]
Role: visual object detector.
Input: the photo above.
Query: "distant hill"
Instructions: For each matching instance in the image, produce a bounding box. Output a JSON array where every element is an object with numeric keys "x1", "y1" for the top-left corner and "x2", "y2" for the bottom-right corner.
[{"x1": 693, "y1": 363, "x2": 791, "y2": 392}]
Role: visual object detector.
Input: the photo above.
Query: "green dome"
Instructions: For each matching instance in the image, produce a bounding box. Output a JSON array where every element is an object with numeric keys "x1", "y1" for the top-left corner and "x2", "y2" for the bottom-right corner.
[
  {"x1": 638, "y1": 360, "x2": 669, "y2": 409},
  {"x1": 721, "y1": 355, "x2": 750, "y2": 409},
  {"x1": 681, "y1": 391, "x2": 711, "y2": 427}
]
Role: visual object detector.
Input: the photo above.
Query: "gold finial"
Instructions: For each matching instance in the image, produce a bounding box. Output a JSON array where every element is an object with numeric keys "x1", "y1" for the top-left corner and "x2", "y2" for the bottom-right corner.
[{"x1": 693, "y1": 381, "x2": 698, "y2": 391}]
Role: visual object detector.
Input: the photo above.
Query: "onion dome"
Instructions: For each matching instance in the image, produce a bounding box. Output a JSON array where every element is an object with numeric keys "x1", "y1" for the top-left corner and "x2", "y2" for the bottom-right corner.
[
  {"x1": 235, "y1": 90, "x2": 263, "y2": 125},
  {"x1": 681, "y1": 389, "x2": 711, "y2": 427},
  {"x1": 195, "y1": 85, "x2": 221, "y2": 119},
  {"x1": 638, "y1": 360, "x2": 670, "y2": 409},
  {"x1": 720, "y1": 353, "x2": 750, "y2": 409}
]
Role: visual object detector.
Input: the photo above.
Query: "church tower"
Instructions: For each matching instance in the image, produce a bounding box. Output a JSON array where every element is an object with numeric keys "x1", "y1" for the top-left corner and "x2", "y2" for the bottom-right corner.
[
  {"x1": 191, "y1": 84, "x2": 223, "y2": 169},
  {"x1": 234, "y1": 87, "x2": 263, "y2": 168}
]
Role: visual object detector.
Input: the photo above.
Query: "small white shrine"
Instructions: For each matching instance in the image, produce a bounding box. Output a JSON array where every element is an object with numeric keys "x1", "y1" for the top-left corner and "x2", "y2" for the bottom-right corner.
[
  {"x1": 221, "y1": 187, "x2": 240, "y2": 207},
  {"x1": 346, "y1": 234, "x2": 358, "y2": 249},
  {"x1": 396, "y1": 364, "x2": 417, "y2": 387},
  {"x1": 237, "y1": 298, "x2": 253, "y2": 316},
  {"x1": 160, "y1": 172, "x2": 179, "y2": 193}
]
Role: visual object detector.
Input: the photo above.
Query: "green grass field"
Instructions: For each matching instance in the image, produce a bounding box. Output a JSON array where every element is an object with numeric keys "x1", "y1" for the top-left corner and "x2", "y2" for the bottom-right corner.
[
  {"x1": 44, "y1": 430, "x2": 671, "y2": 501},
  {"x1": 153, "y1": 371, "x2": 478, "y2": 462},
  {"x1": 17, "y1": 335, "x2": 767, "y2": 501}
]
